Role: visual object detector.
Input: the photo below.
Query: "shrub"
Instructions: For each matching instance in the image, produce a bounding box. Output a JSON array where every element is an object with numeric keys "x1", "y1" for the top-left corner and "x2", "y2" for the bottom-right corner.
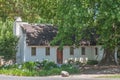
[
  {"x1": 61, "y1": 64, "x2": 72, "y2": 69},
  {"x1": 40, "y1": 60, "x2": 48, "y2": 67},
  {"x1": 21, "y1": 62, "x2": 36, "y2": 71},
  {"x1": 61, "y1": 64, "x2": 80, "y2": 74},
  {"x1": 35, "y1": 60, "x2": 58, "y2": 70},
  {"x1": 0, "y1": 61, "x2": 81, "y2": 76},
  {"x1": 87, "y1": 60, "x2": 98, "y2": 65},
  {"x1": 38, "y1": 68, "x2": 61, "y2": 76},
  {"x1": 0, "y1": 63, "x2": 19, "y2": 69},
  {"x1": 43, "y1": 61, "x2": 57, "y2": 70},
  {"x1": 49, "y1": 68, "x2": 61, "y2": 75}
]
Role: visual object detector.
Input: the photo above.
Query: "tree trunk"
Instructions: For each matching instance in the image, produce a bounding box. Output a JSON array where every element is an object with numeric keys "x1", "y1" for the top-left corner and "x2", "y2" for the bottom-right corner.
[
  {"x1": 98, "y1": 48, "x2": 115, "y2": 65},
  {"x1": 114, "y1": 47, "x2": 119, "y2": 66}
]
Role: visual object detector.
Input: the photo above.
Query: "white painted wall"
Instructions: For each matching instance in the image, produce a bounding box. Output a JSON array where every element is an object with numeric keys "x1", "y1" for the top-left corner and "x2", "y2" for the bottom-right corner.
[
  {"x1": 97, "y1": 46, "x2": 104, "y2": 61},
  {"x1": 62, "y1": 46, "x2": 104, "y2": 63},
  {"x1": 45, "y1": 47, "x2": 57, "y2": 63},
  {"x1": 13, "y1": 17, "x2": 29, "y2": 63},
  {"x1": 17, "y1": 45, "x2": 104, "y2": 64},
  {"x1": 23, "y1": 46, "x2": 58, "y2": 63}
]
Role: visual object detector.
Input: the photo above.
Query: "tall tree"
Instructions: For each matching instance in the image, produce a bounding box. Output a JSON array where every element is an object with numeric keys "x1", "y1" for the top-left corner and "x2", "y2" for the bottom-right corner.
[
  {"x1": 51, "y1": 0, "x2": 94, "y2": 46},
  {"x1": 0, "y1": 0, "x2": 58, "y2": 22},
  {"x1": 95, "y1": 0, "x2": 120, "y2": 65},
  {"x1": 51, "y1": 0, "x2": 120, "y2": 65}
]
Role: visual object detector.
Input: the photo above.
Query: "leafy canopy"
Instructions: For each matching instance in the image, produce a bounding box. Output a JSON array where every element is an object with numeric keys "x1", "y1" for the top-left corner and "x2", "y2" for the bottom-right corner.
[{"x1": 0, "y1": 0, "x2": 120, "y2": 50}]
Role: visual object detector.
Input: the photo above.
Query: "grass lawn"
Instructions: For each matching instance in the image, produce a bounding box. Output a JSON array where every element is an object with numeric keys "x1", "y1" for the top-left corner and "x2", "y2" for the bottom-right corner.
[{"x1": 98, "y1": 74, "x2": 120, "y2": 78}]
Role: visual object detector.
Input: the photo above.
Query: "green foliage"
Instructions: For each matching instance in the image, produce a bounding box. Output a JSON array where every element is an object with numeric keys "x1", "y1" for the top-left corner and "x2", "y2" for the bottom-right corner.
[
  {"x1": 43, "y1": 61, "x2": 57, "y2": 70},
  {"x1": 0, "y1": 61, "x2": 80, "y2": 76},
  {"x1": 0, "y1": 68, "x2": 39, "y2": 76},
  {"x1": 37, "y1": 60, "x2": 58, "y2": 70},
  {"x1": 1, "y1": 0, "x2": 120, "y2": 50},
  {"x1": 21, "y1": 62, "x2": 36, "y2": 71},
  {"x1": 95, "y1": 0, "x2": 120, "y2": 49},
  {"x1": 87, "y1": 60, "x2": 98, "y2": 65},
  {"x1": 0, "y1": 19, "x2": 18, "y2": 60},
  {"x1": 61, "y1": 64, "x2": 80, "y2": 74},
  {"x1": 61, "y1": 64, "x2": 73, "y2": 69},
  {"x1": 38, "y1": 68, "x2": 61, "y2": 76},
  {"x1": 0, "y1": 0, "x2": 59, "y2": 23},
  {"x1": 1, "y1": 64, "x2": 18, "y2": 69}
]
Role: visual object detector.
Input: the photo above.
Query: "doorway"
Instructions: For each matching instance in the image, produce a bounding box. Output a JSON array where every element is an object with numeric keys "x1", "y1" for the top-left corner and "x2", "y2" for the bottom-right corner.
[{"x1": 57, "y1": 48, "x2": 63, "y2": 64}]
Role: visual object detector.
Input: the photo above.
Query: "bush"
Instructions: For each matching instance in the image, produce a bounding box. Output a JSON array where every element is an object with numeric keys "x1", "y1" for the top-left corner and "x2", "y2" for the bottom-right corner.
[
  {"x1": 39, "y1": 68, "x2": 61, "y2": 76},
  {"x1": 0, "y1": 63, "x2": 19, "y2": 69},
  {"x1": 49, "y1": 68, "x2": 61, "y2": 75},
  {"x1": 61, "y1": 64, "x2": 80, "y2": 74},
  {"x1": 87, "y1": 60, "x2": 98, "y2": 65},
  {"x1": 43, "y1": 61, "x2": 57, "y2": 70},
  {"x1": 61, "y1": 64, "x2": 72, "y2": 69},
  {"x1": 0, "y1": 61, "x2": 81, "y2": 76},
  {"x1": 21, "y1": 62, "x2": 36, "y2": 71}
]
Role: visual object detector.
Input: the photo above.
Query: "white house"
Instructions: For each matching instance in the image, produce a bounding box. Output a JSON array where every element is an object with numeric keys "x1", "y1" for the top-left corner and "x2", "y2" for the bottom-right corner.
[{"x1": 13, "y1": 17, "x2": 104, "y2": 64}]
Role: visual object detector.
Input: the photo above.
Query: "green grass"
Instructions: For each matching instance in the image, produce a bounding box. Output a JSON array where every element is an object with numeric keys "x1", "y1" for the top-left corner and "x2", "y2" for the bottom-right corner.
[
  {"x1": 0, "y1": 68, "x2": 80, "y2": 76},
  {"x1": 98, "y1": 74, "x2": 120, "y2": 78}
]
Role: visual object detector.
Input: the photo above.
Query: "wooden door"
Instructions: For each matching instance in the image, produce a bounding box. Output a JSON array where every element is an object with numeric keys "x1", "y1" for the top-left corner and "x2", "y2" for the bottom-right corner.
[{"x1": 57, "y1": 48, "x2": 63, "y2": 64}]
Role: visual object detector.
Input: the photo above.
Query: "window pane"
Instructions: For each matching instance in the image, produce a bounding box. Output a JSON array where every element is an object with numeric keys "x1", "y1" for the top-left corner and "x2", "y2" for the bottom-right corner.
[
  {"x1": 70, "y1": 47, "x2": 74, "y2": 55},
  {"x1": 95, "y1": 47, "x2": 98, "y2": 55},
  {"x1": 46, "y1": 47, "x2": 50, "y2": 56},
  {"x1": 81, "y1": 47, "x2": 85, "y2": 55},
  {"x1": 31, "y1": 47, "x2": 36, "y2": 56}
]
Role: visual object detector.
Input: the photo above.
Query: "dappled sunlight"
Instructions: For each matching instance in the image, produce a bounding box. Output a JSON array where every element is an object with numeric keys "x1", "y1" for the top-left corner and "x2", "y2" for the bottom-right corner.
[{"x1": 64, "y1": 57, "x2": 88, "y2": 64}]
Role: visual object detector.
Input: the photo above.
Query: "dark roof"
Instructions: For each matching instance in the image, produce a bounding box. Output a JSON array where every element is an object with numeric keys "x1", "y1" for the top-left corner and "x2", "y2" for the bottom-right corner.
[
  {"x1": 20, "y1": 24, "x2": 57, "y2": 46},
  {"x1": 20, "y1": 24, "x2": 98, "y2": 46},
  {"x1": 80, "y1": 28, "x2": 99, "y2": 46}
]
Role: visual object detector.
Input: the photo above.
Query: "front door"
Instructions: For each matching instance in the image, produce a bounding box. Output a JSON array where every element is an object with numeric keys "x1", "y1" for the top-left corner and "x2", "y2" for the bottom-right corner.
[{"x1": 57, "y1": 48, "x2": 63, "y2": 64}]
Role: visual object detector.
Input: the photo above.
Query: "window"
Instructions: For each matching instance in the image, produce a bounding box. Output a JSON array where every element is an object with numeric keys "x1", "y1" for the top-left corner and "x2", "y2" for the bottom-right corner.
[
  {"x1": 95, "y1": 47, "x2": 98, "y2": 55},
  {"x1": 46, "y1": 47, "x2": 50, "y2": 56},
  {"x1": 70, "y1": 47, "x2": 74, "y2": 55},
  {"x1": 81, "y1": 47, "x2": 85, "y2": 55},
  {"x1": 31, "y1": 47, "x2": 36, "y2": 56}
]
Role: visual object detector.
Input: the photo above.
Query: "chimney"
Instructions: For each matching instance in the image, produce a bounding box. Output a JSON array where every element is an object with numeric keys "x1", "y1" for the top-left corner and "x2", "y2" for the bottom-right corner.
[
  {"x1": 15, "y1": 17, "x2": 22, "y2": 22},
  {"x1": 13, "y1": 17, "x2": 22, "y2": 37}
]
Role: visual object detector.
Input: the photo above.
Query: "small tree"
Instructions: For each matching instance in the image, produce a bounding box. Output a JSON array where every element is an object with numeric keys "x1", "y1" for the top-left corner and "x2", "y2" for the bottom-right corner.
[{"x1": 0, "y1": 19, "x2": 18, "y2": 61}]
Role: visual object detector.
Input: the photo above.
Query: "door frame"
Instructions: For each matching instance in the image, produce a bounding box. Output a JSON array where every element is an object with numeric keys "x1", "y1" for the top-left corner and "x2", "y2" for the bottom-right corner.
[{"x1": 56, "y1": 48, "x2": 63, "y2": 64}]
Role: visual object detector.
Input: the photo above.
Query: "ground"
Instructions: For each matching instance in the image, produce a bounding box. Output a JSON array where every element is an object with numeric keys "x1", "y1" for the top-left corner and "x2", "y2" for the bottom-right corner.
[
  {"x1": 0, "y1": 74, "x2": 119, "y2": 80},
  {"x1": 81, "y1": 65, "x2": 120, "y2": 74}
]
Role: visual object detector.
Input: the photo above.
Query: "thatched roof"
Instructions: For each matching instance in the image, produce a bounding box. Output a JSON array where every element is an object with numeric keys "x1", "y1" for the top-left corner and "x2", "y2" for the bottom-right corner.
[{"x1": 20, "y1": 24, "x2": 57, "y2": 46}]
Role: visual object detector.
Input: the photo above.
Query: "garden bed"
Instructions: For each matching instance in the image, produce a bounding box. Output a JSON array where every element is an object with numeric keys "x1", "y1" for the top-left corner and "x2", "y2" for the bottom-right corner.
[{"x1": 0, "y1": 61, "x2": 80, "y2": 76}]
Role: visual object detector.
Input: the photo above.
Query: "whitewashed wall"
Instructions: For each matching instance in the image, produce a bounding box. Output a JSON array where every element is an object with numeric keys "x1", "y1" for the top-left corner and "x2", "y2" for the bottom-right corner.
[
  {"x1": 45, "y1": 47, "x2": 57, "y2": 63},
  {"x1": 62, "y1": 46, "x2": 104, "y2": 63},
  {"x1": 24, "y1": 46, "x2": 58, "y2": 63},
  {"x1": 96, "y1": 46, "x2": 104, "y2": 61},
  {"x1": 14, "y1": 18, "x2": 28, "y2": 63},
  {"x1": 19, "y1": 45, "x2": 104, "y2": 64}
]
